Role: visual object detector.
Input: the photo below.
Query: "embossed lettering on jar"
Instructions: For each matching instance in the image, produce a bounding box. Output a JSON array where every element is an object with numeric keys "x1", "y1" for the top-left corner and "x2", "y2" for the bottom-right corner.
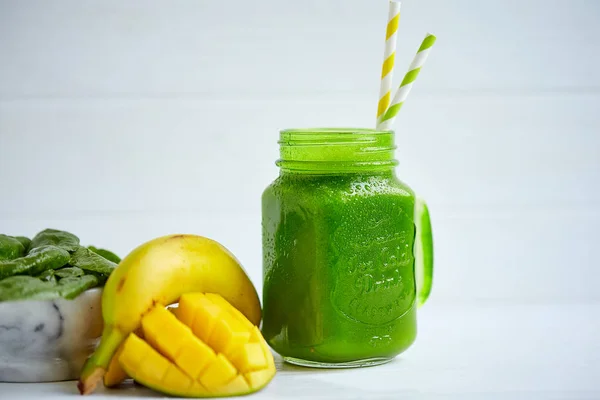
[{"x1": 261, "y1": 128, "x2": 433, "y2": 368}]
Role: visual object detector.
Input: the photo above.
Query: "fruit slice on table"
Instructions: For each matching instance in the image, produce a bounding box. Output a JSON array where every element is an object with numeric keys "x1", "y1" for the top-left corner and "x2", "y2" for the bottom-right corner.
[
  {"x1": 117, "y1": 293, "x2": 275, "y2": 397},
  {"x1": 103, "y1": 343, "x2": 128, "y2": 387},
  {"x1": 78, "y1": 234, "x2": 261, "y2": 395},
  {"x1": 104, "y1": 328, "x2": 144, "y2": 388}
]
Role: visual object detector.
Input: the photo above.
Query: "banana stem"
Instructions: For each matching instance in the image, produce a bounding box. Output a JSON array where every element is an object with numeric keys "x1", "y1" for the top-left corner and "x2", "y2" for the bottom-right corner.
[{"x1": 78, "y1": 327, "x2": 125, "y2": 395}]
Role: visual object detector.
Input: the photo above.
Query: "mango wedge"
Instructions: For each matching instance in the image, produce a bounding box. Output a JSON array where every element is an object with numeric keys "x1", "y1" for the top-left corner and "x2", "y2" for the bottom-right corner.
[
  {"x1": 103, "y1": 343, "x2": 128, "y2": 387},
  {"x1": 117, "y1": 293, "x2": 275, "y2": 397},
  {"x1": 104, "y1": 328, "x2": 144, "y2": 388}
]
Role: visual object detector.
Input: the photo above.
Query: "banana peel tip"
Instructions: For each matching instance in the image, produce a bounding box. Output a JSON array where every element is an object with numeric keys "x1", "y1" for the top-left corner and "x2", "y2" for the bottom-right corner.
[{"x1": 78, "y1": 367, "x2": 105, "y2": 395}]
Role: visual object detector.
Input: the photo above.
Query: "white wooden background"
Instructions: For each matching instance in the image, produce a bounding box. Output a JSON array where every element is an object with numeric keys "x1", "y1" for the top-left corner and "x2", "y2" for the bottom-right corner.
[
  {"x1": 1, "y1": 1, "x2": 599, "y2": 399},
  {"x1": 1, "y1": 0, "x2": 599, "y2": 310}
]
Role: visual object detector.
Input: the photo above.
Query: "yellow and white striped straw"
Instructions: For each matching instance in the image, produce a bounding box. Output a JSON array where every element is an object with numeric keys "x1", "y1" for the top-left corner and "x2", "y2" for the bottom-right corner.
[
  {"x1": 377, "y1": 33, "x2": 436, "y2": 131},
  {"x1": 376, "y1": 0, "x2": 401, "y2": 125}
]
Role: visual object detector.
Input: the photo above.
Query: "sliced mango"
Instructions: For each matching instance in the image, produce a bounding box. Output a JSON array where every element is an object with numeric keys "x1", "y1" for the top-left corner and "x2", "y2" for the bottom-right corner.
[
  {"x1": 142, "y1": 306, "x2": 189, "y2": 357},
  {"x1": 199, "y1": 354, "x2": 238, "y2": 390},
  {"x1": 245, "y1": 369, "x2": 275, "y2": 390},
  {"x1": 104, "y1": 343, "x2": 128, "y2": 388},
  {"x1": 215, "y1": 374, "x2": 250, "y2": 395},
  {"x1": 162, "y1": 364, "x2": 193, "y2": 391},
  {"x1": 104, "y1": 328, "x2": 145, "y2": 388},
  {"x1": 118, "y1": 334, "x2": 147, "y2": 372},
  {"x1": 116, "y1": 293, "x2": 275, "y2": 397},
  {"x1": 141, "y1": 306, "x2": 217, "y2": 379},
  {"x1": 230, "y1": 342, "x2": 268, "y2": 372},
  {"x1": 208, "y1": 316, "x2": 251, "y2": 357},
  {"x1": 119, "y1": 333, "x2": 210, "y2": 397},
  {"x1": 250, "y1": 326, "x2": 276, "y2": 370},
  {"x1": 176, "y1": 293, "x2": 204, "y2": 326},
  {"x1": 181, "y1": 293, "x2": 223, "y2": 342},
  {"x1": 175, "y1": 338, "x2": 217, "y2": 379},
  {"x1": 205, "y1": 293, "x2": 255, "y2": 331}
]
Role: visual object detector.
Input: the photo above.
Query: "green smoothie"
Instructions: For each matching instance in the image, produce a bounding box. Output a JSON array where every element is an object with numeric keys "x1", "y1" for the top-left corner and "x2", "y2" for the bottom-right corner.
[{"x1": 261, "y1": 128, "x2": 433, "y2": 367}]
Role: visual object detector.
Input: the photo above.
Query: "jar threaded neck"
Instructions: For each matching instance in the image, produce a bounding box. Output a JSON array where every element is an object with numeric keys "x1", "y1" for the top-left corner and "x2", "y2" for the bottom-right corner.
[{"x1": 277, "y1": 128, "x2": 398, "y2": 173}]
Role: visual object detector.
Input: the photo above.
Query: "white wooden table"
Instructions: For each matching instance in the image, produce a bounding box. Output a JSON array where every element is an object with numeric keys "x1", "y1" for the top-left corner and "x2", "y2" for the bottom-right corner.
[{"x1": 2, "y1": 302, "x2": 598, "y2": 399}]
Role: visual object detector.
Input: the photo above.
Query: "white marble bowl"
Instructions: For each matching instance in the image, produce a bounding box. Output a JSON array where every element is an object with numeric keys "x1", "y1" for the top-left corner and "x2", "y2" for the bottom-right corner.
[{"x1": 0, "y1": 288, "x2": 103, "y2": 382}]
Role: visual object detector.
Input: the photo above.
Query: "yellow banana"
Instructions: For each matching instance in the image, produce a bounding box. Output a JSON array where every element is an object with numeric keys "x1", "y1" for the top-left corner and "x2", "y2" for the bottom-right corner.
[{"x1": 78, "y1": 234, "x2": 261, "y2": 395}]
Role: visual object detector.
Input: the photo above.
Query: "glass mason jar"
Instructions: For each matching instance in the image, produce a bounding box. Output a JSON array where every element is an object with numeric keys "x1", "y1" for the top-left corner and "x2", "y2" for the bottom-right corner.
[{"x1": 261, "y1": 128, "x2": 434, "y2": 368}]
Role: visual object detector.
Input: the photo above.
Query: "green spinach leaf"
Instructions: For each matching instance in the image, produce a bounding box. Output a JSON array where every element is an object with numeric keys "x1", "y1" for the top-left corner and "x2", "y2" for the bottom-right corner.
[
  {"x1": 29, "y1": 229, "x2": 80, "y2": 253},
  {"x1": 14, "y1": 236, "x2": 31, "y2": 252},
  {"x1": 57, "y1": 275, "x2": 99, "y2": 299},
  {"x1": 37, "y1": 269, "x2": 57, "y2": 284},
  {"x1": 54, "y1": 266, "x2": 85, "y2": 279},
  {"x1": 88, "y1": 246, "x2": 121, "y2": 264},
  {"x1": 69, "y1": 246, "x2": 116, "y2": 277},
  {"x1": 0, "y1": 276, "x2": 58, "y2": 302},
  {"x1": 0, "y1": 245, "x2": 70, "y2": 280},
  {"x1": 0, "y1": 235, "x2": 26, "y2": 261}
]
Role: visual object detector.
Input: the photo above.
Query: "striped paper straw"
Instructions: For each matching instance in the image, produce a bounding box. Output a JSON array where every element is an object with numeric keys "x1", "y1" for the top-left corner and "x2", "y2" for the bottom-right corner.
[
  {"x1": 376, "y1": 0, "x2": 401, "y2": 125},
  {"x1": 377, "y1": 33, "x2": 436, "y2": 131}
]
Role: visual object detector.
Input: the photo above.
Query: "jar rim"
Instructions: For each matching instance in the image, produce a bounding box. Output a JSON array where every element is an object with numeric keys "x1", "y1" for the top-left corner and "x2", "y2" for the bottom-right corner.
[
  {"x1": 277, "y1": 127, "x2": 398, "y2": 173},
  {"x1": 280, "y1": 127, "x2": 393, "y2": 135}
]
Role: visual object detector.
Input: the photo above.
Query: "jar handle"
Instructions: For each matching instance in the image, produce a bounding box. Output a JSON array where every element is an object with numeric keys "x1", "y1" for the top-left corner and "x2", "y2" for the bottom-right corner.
[{"x1": 414, "y1": 197, "x2": 434, "y2": 306}]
